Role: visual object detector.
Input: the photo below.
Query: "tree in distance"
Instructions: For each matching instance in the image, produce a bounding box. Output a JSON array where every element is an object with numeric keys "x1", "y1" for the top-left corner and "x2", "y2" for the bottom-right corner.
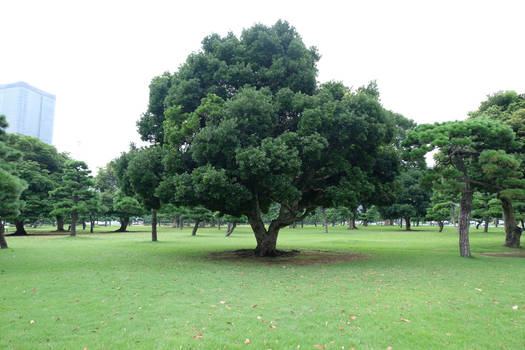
[
  {"x1": 49, "y1": 160, "x2": 95, "y2": 236},
  {"x1": 0, "y1": 116, "x2": 27, "y2": 248},
  {"x1": 157, "y1": 21, "x2": 400, "y2": 256},
  {"x1": 404, "y1": 118, "x2": 523, "y2": 256}
]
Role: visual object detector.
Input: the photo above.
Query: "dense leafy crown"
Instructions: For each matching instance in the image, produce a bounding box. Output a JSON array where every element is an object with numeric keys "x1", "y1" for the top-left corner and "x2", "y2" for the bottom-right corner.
[{"x1": 152, "y1": 21, "x2": 400, "y2": 222}]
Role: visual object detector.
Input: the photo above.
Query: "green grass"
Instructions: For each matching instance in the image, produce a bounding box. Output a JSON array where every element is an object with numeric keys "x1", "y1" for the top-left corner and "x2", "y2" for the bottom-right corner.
[{"x1": 1, "y1": 224, "x2": 524, "y2": 349}]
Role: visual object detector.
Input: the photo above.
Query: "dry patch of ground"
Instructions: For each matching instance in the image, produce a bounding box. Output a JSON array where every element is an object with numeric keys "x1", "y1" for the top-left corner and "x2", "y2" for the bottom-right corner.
[
  {"x1": 208, "y1": 249, "x2": 367, "y2": 266},
  {"x1": 480, "y1": 251, "x2": 525, "y2": 258}
]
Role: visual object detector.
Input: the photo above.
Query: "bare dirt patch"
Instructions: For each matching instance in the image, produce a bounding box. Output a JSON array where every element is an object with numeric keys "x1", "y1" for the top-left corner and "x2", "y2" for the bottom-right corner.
[
  {"x1": 480, "y1": 251, "x2": 525, "y2": 258},
  {"x1": 207, "y1": 249, "x2": 367, "y2": 266}
]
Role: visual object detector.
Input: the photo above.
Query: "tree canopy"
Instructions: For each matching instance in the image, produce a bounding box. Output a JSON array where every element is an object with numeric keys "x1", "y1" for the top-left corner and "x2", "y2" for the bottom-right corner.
[{"x1": 154, "y1": 21, "x2": 400, "y2": 256}]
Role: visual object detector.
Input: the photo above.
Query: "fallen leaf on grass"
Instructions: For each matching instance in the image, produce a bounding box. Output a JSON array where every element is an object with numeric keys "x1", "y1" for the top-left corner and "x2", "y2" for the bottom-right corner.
[
  {"x1": 30, "y1": 320, "x2": 35, "y2": 324},
  {"x1": 349, "y1": 315, "x2": 357, "y2": 320},
  {"x1": 475, "y1": 288, "x2": 482, "y2": 292},
  {"x1": 193, "y1": 334, "x2": 203, "y2": 339},
  {"x1": 245, "y1": 338, "x2": 251, "y2": 344},
  {"x1": 512, "y1": 305, "x2": 518, "y2": 310},
  {"x1": 250, "y1": 304, "x2": 257, "y2": 308},
  {"x1": 314, "y1": 345, "x2": 323, "y2": 350},
  {"x1": 72, "y1": 327, "x2": 79, "y2": 332},
  {"x1": 400, "y1": 318, "x2": 410, "y2": 323}
]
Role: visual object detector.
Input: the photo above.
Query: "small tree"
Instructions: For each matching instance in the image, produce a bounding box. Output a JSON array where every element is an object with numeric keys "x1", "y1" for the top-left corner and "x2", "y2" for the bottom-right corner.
[{"x1": 49, "y1": 160, "x2": 95, "y2": 236}]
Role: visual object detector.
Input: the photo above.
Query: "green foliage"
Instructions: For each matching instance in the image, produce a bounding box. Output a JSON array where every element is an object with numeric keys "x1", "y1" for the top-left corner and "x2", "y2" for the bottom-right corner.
[
  {"x1": 5, "y1": 134, "x2": 65, "y2": 224},
  {"x1": 0, "y1": 115, "x2": 27, "y2": 222},
  {"x1": 49, "y1": 160, "x2": 95, "y2": 226},
  {"x1": 126, "y1": 145, "x2": 164, "y2": 211}
]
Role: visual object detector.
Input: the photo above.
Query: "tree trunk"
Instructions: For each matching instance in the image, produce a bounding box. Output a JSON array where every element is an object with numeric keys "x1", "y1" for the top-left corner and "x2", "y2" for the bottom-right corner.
[
  {"x1": 484, "y1": 217, "x2": 489, "y2": 233},
  {"x1": 180, "y1": 218, "x2": 184, "y2": 230},
  {"x1": 82, "y1": 221, "x2": 86, "y2": 230},
  {"x1": 348, "y1": 216, "x2": 357, "y2": 230},
  {"x1": 90, "y1": 220, "x2": 95, "y2": 233},
  {"x1": 191, "y1": 220, "x2": 200, "y2": 236},
  {"x1": 151, "y1": 209, "x2": 158, "y2": 242},
  {"x1": 225, "y1": 222, "x2": 236, "y2": 237},
  {"x1": 494, "y1": 219, "x2": 499, "y2": 227},
  {"x1": 172, "y1": 217, "x2": 177, "y2": 228},
  {"x1": 476, "y1": 221, "x2": 481, "y2": 229},
  {"x1": 457, "y1": 186, "x2": 473, "y2": 257},
  {"x1": 115, "y1": 217, "x2": 129, "y2": 232},
  {"x1": 451, "y1": 205, "x2": 456, "y2": 226},
  {"x1": 321, "y1": 208, "x2": 328, "y2": 233},
  {"x1": 301, "y1": 220, "x2": 304, "y2": 228},
  {"x1": 405, "y1": 217, "x2": 411, "y2": 231},
  {"x1": 56, "y1": 215, "x2": 66, "y2": 232},
  {"x1": 0, "y1": 221, "x2": 8, "y2": 249},
  {"x1": 13, "y1": 220, "x2": 27, "y2": 235},
  {"x1": 218, "y1": 217, "x2": 221, "y2": 230},
  {"x1": 362, "y1": 220, "x2": 368, "y2": 227},
  {"x1": 399, "y1": 218, "x2": 403, "y2": 228},
  {"x1": 438, "y1": 221, "x2": 444, "y2": 232},
  {"x1": 500, "y1": 197, "x2": 522, "y2": 248},
  {"x1": 70, "y1": 210, "x2": 78, "y2": 237},
  {"x1": 248, "y1": 212, "x2": 279, "y2": 257}
]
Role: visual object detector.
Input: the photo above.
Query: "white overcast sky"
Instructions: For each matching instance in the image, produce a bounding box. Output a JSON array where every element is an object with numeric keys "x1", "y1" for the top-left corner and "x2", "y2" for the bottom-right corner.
[{"x1": 2, "y1": 0, "x2": 525, "y2": 173}]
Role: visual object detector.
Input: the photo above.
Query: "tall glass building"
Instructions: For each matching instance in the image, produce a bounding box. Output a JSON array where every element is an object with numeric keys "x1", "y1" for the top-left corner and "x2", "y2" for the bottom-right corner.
[{"x1": 0, "y1": 82, "x2": 55, "y2": 145}]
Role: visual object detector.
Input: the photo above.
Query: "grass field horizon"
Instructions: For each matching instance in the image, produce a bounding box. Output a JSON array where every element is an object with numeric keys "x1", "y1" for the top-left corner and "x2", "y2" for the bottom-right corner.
[{"x1": 1, "y1": 224, "x2": 523, "y2": 349}]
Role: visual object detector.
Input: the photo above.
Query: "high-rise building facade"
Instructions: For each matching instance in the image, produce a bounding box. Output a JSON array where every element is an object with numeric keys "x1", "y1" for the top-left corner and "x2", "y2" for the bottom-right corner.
[{"x1": 0, "y1": 82, "x2": 55, "y2": 144}]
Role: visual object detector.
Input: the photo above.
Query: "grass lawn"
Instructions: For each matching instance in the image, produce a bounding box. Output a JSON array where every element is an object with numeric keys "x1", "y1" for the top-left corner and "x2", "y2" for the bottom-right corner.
[{"x1": 1, "y1": 224, "x2": 524, "y2": 349}]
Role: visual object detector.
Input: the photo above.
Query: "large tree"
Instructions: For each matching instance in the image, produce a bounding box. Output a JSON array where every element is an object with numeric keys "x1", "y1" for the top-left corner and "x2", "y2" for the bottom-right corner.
[
  {"x1": 5, "y1": 134, "x2": 64, "y2": 234},
  {"x1": 0, "y1": 116, "x2": 27, "y2": 248},
  {"x1": 469, "y1": 91, "x2": 525, "y2": 247},
  {"x1": 404, "y1": 118, "x2": 523, "y2": 256},
  {"x1": 157, "y1": 21, "x2": 399, "y2": 256}
]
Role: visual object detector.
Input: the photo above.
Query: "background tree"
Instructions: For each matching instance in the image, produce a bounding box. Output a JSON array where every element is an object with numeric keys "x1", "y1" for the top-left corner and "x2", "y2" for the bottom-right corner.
[
  {"x1": 5, "y1": 134, "x2": 64, "y2": 234},
  {"x1": 112, "y1": 192, "x2": 143, "y2": 232},
  {"x1": 404, "y1": 118, "x2": 522, "y2": 256},
  {"x1": 0, "y1": 116, "x2": 27, "y2": 248},
  {"x1": 126, "y1": 145, "x2": 164, "y2": 241},
  {"x1": 469, "y1": 91, "x2": 525, "y2": 247},
  {"x1": 49, "y1": 160, "x2": 95, "y2": 236},
  {"x1": 223, "y1": 214, "x2": 247, "y2": 237},
  {"x1": 183, "y1": 206, "x2": 214, "y2": 236}
]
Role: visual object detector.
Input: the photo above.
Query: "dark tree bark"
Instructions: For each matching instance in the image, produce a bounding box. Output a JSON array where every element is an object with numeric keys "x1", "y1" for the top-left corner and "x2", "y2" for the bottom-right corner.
[
  {"x1": 483, "y1": 216, "x2": 489, "y2": 232},
  {"x1": 225, "y1": 222, "x2": 236, "y2": 237},
  {"x1": 405, "y1": 217, "x2": 411, "y2": 231},
  {"x1": 13, "y1": 220, "x2": 27, "y2": 235},
  {"x1": 438, "y1": 221, "x2": 444, "y2": 232},
  {"x1": 172, "y1": 217, "x2": 177, "y2": 228},
  {"x1": 82, "y1": 221, "x2": 86, "y2": 230},
  {"x1": 0, "y1": 221, "x2": 8, "y2": 249},
  {"x1": 399, "y1": 218, "x2": 403, "y2": 228},
  {"x1": 321, "y1": 208, "x2": 328, "y2": 233},
  {"x1": 56, "y1": 215, "x2": 66, "y2": 232},
  {"x1": 451, "y1": 205, "x2": 456, "y2": 226},
  {"x1": 500, "y1": 197, "x2": 522, "y2": 248},
  {"x1": 457, "y1": 185, "x2": 473, "y2": 257},
  {"x1": 180, "y1": 218, "x2": 184, "y2": 230},
  {"x1": 115, "y1": 217, "x2": 129, "y2": 232},
  {"x1": 70, "y1": 210, "x2": 78, "y2": 237},
  {"x1": 152, "y1": 209, "x2": 158, "y2": 241},
  {"x1": 476, "y1": 221, "x2": 481, "y2": 229},
  {"x1": 191, "y1": 220, "x2": 200, "y2": 236},
  {"x1": 90, "y1": 220, "x2": 95, "y2": 233}
]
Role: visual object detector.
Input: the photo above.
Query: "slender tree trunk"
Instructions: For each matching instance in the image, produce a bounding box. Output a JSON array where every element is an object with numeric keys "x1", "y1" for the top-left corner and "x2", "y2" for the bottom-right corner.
[
  {"x1": 405, "y1": 217, "x2": 411, "y2": 231},
  {"x1": 56, "y1": 215, "x2": 66, "y2": 232},
  {"x1": 301, "y1": 220, "x2": 304, "y2": 228},
  {"x1": 70, "y1": 210, "x2": 78, "y2": 237},
  {"x1": 321, "y1": 208, "x2": 328, "y2": 233},
  {"x1": 476, "y1": 221, "x2": 481, "y2": 229},
  {"x1": 494, "y1": 219, "x2": 499, "y2": 227},
  {"x1": 172, "y1": 217, "x2": 177, "y2": 228},
  {"x1": 457, "y1": 186, "x2": 473, "y2": 257},
  {"x1": 0, "y1": 221, "x2": 8, "y2": 249},
  {"x1": 484, "y1": 217, "x2": 489, "y2": 233},
  {"x1": 438, "y1": 221, "x2": 444, "y2": 232},
  {"x1": 500, "y1": 197, "x2": 522, "y2": 248},
  {"x1": 90, "y1": 220, "x2": 95, "y2": 233},
  {"x1": 451, "y1": 205, "x2": 456, "y2": 226},
  {"x1": 14, "y1": 220, "x2": 27, "y2": 235},
  {"x1": 348, "y1": 216, "x2": 357, "y2": 230},
  {"x1": 191, "y1": 220, "x2": 200, "y2": 236},
  {"x1": 218, "y1": 217, "x2": 221, "y2": 230},
  {"x1": 115, "y1": 217, "x2": 129, "y2": 232},
  {"x1": 399, "y1": 218, "x2": 403, "y2": 228},
  {"x1": 151, "y1": 209, "x2": 158, "y2": 242},
  {"x1": 225, "y1": 222, "x2": 236, "y2": 237},
  {"x1": 180, "y1": 218, "x2": 184, "y2": 230}
]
